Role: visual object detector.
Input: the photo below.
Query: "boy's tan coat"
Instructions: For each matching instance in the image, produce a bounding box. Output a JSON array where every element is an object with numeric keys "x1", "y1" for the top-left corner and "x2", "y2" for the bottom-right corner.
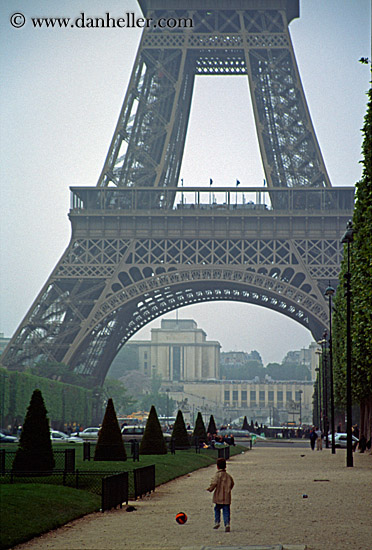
[{"x1": 207, "y1": 469, "x2": 234, "y2": 504}]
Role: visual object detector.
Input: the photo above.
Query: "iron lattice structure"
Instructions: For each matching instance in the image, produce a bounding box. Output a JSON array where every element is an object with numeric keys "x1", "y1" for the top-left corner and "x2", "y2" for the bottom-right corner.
[{"x1": 3, "y1": 1, "x2": 354, "y2": 387}]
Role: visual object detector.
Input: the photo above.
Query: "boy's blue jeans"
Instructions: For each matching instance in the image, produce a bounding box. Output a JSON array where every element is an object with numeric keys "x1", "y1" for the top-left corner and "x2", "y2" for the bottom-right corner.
[{"x1": 214, "y1": 503, "x2": 230, "y2": 525}]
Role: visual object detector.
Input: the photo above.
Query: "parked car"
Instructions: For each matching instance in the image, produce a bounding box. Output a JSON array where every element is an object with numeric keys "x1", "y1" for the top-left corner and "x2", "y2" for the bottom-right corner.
[
  {"x1": 79, "y1": 427, "x2": 101, "y2": 440},
  {"x1": 50, "y1": 430, "x2": 69, "y2": 441},
  {"x1": 327, "y1": 433, "x2": 359, "y2": 448},
  {"x1": 66, "y1": 433, "x2": 84, "y2": 443},
  {"x1": 218, "y1": 429, "x2": 252, "y2": 439},
  {"x1": 0, "y1": 432, "x2": 18, "y2": 443},
  {"x1": 121, "y1": 426, "x2": 172, "y2": 443}
]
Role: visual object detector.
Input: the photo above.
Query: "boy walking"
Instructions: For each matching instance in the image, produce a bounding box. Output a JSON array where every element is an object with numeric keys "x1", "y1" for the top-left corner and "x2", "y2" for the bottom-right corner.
[{"x1": 206, "y1": 457, "x2": 234, "y2": 532}]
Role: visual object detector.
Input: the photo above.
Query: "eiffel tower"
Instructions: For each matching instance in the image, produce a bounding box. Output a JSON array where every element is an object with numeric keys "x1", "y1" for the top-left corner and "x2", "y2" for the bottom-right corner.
[{"x1": 3, "y1": 0, "x2": 354, "y2": 387}]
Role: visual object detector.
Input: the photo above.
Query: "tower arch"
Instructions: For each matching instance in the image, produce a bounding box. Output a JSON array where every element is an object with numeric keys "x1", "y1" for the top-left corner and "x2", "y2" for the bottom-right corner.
[{"x1": 66, "y1": 266, "x2": 328, "y2": 386}]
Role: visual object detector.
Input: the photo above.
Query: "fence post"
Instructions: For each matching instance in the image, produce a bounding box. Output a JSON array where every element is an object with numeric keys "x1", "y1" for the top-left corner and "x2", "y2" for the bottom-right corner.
[
  {"x1": 170, "y1": 438, "x2": 176, "y2": 455},
  {"x1": 225, "y1": 445, "x2": 230, "y2": 460},
  {"x1": 134, "y1": 465, "x2": 155, "y2": 499},
  {"x1": 83, "y1": 442, "x2": 90, "y2": 461},
  {"x1": 64, "y1": 448, "x2": 75, "y2": 472},
  {"x1": 132, "y1": 441, "x2": 139, "y2": 462},
  {"x1": 0, "y1": 449, "x2": 5, "y2": 474},
  {"x1": 102, "y1": 472, "x2": 129, "y2": 512},
  {"x1": 75, "y1": 469, "x2": 79, "y2": 489}
]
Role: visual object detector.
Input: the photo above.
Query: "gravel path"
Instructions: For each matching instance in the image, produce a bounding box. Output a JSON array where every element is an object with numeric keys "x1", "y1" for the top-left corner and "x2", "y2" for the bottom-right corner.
[{"x1": 14, "y1": 446, "x2": 371, "y2": 550}]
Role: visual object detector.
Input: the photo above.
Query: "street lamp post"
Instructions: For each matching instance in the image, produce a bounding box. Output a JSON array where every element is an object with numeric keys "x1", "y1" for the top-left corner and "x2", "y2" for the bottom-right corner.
[
  {"x1": 298, "y1": 390, "x2": 303, "y2": 426},
  {"x1": 325, "y1": 284, "x2": 336, "y2": 454},
  {"x1": 317, "y1": 335, "x2": 328, "y2": 446},
  {"x1": 315, "y1": 348, "x2": 322, "y2": 429},
  {"x1": 166, "y1": 389, "x2": 170, "y2": 427},
  {"x1": 341, "y1": 220, "x2": 354, "y2": 467},
  {"x1": 323, "y1": 331, "x2": 329, "y2": 449}
]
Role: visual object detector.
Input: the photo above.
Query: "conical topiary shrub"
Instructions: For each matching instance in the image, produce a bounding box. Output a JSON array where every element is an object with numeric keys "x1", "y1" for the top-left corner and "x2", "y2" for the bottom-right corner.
[
  {"x1": 140, "y1": 405, "x2": 167, "y2": 455},
  {"x1": 193, "y1": 412, "x2": 207, "y2": 444},
  {"x1": 242, "y1": 416, "x2": 250, "y2": 431},
  {"x1": 207, "y1": 414, "x2": 217, "y2": 435},
  {"x1": 171, "y1": 410, "x2": 190, "y2": 449},
  {"x1": 94, "y1": 398, "x2": 127, "y2": 461},
  {"x1": 13, "y1": 389, "x2": 55, "y2": 472}
]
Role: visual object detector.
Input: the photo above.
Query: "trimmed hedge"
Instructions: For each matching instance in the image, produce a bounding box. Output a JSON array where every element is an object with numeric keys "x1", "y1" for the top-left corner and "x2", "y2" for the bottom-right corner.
[
  {"x1": 193, "y1": 412, "x2": 207, "y2": 443},
  {"x1": 13, "y1": 389, "x2": 55, "y2": 472},
  {"x1": 94, "y1": 398, "x2": 127, "y2": 461},
  {"x1": 171, "y1": 410, "x2": 190, "y2": 448},
  {"x1": 140, "y1": 405, "x2": 167, "y2": 455},
  {"x1": 0, "y1": 367, "x2": 93, "y2": 427}
]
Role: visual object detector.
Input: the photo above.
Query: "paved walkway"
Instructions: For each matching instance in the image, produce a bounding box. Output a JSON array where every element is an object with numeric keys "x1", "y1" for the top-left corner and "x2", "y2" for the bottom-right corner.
[{"x1": 15, "y1": 445, "x2": 371, "y2": 550}]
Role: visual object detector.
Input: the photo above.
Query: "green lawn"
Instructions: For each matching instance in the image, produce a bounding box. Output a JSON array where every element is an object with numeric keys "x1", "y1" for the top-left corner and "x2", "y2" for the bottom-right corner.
[
  {"x1": 0, "y1": 484, "x2": 101, "y2": 550},
  {"x1": 0, "y1": 444, "x2": 247, "y2": 550},
  {"x1": 74, "y1": 444, "x2": 244, "y2": 482}
]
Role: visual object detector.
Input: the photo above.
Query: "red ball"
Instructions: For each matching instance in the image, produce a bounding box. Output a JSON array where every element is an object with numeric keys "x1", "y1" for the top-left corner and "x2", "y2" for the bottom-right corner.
[{"x1": 175, "y1": 512, "x2": 187, "y2": 524}]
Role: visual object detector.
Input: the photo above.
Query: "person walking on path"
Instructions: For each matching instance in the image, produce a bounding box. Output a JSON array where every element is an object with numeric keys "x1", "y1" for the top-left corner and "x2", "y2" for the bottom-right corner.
[
  {"x1": 315, "y1": 426, "x2": 323, "y2": 450},
  {"x1": 309, "y1": 427, "x2": 317, "y2": 450},
  {"x1": 206, "y1": 457, "x2": 234, "y2": 532}
]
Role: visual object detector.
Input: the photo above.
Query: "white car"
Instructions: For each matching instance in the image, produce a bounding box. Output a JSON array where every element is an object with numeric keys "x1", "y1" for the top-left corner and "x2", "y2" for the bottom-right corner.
[
  {"x1": 121, "y1": 426, "x2": 172, "y2": 443},
  {"x1": 79, "y1": 427, "x2": 101, "y2": 440},
  {"x1": 0, "y1": 431, "x2": 18, "y2": 443},
  {"x1": 66, "y1": 433, "x2": 84, "y2": 443},
  {"x1": 327, "y1": 433, "x2": 359, "y2": 448},
  {"x1": 50, "y1": 430, "x2": 69, "y2": 441}
]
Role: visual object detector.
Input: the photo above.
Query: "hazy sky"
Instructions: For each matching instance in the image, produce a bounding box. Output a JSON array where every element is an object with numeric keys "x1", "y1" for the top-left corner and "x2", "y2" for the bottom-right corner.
[{"x1": 0, "y1": 0, "x2": 370, "y2": 365}]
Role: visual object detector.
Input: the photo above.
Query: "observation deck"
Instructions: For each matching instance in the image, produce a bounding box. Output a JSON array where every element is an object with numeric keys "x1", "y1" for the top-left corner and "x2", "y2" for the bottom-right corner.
[
  {"x1": 71, "y1": 186, "x2": 354, "y2": 213},
  {"x1": 70, "y1": 186, "x2": 354, "y2": 241}
]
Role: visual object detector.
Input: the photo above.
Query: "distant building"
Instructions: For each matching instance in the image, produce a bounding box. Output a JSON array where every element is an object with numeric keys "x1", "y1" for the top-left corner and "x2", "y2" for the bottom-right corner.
[
  {"x1": 126, "y1": 319, "x2": 220, "y2": 382},
  {"x1": 173, "y1": 379, "x2": 314, "y2": 426},
  {"x1": 283, "y1": 342, "x2": 319, "y2": 382}
]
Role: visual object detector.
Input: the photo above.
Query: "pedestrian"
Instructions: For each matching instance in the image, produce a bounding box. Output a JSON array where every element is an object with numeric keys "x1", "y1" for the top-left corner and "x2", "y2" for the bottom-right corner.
[
  {"x1": 206, "y1": 457, "x2": 234, "y2": 532},
  {"x1": 315, "y1": 426, "x2": 322, "y2": 450},
  {"x1": 309, "y1": 427, "x2": 317, "y2": 451}
]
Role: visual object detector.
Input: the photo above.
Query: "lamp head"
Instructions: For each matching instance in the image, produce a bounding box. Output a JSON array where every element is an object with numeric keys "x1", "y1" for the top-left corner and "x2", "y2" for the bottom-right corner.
[
  {"x1": 325, "y1": 285, "x2": 335, "y2": 297},
  {"x1": 341, "y1": 219, "x2": 354, "y2": 244}
]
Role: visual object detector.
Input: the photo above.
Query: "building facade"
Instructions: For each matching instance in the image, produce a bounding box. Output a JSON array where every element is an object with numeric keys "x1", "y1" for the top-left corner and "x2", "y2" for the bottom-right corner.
[
  {"x1": 128, "y1": 319, "x2": 220, "y2": 382},
  {"x1": 167, "y1": 379, "x2": 314, "y2": 426}
]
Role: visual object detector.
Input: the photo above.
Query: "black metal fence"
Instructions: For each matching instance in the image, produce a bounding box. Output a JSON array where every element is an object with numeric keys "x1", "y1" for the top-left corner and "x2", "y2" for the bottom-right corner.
[
  {"x1": 0, "y1": 469, "x2": 127, "y2": 494},
  {"x1": 133, "y1": 465, "x2": 155, "y2": 499},
  {"x1": 0, "y1": 449, "x2": 75, "y2": 473},
  {"x1": 170, "y1": 437, "x2": 201, "y2": 454},
  {"x1": 101, "y1": 472, "x2": 129, "y2": 512},
  {"x1": 83, "y1": 442, "x2": 139, "y2": 462},
  {"x1": 1, "y1": 462, "x2": 155, "y2": 505},
  {"x1": 217, "y1": 445, "x2": 230, "y2": 460}
]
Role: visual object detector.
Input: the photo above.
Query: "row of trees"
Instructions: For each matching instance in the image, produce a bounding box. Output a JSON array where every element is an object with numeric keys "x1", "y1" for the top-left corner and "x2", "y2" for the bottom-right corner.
[
  {"x1": 333, "y1": 86, "x2": 372, "y2": 442},
  {"x1": 12, "y1": 388, "x2": 214, "y2": 471},
  {"x1": 220, "y1": 361, "x2": 311, "y2": 382},
  {"x1": 0, "y1": 367, "x2": 93, "y2": 429}
]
